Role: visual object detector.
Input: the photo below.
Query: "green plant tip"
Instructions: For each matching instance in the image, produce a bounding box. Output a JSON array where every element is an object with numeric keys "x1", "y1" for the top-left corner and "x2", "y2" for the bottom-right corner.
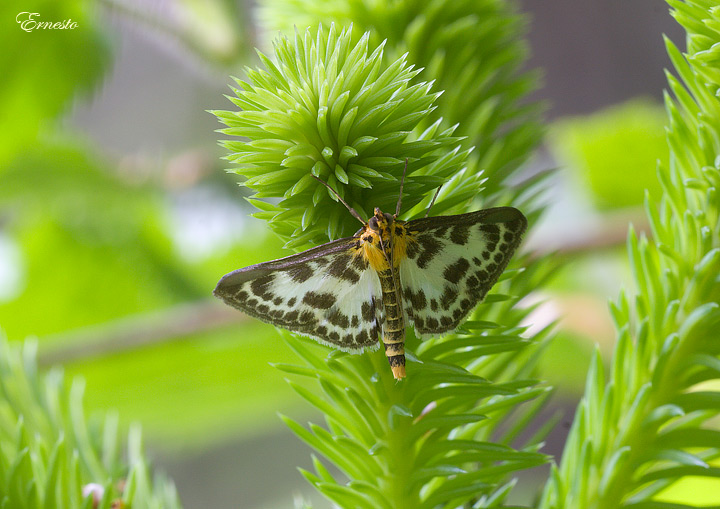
[{"x1": 215, "y1": 24, "x2": 468, "y2": 249}]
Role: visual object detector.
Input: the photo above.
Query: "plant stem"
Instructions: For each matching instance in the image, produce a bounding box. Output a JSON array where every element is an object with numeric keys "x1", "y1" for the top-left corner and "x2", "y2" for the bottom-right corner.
[{"x1": 371, "y1": 350, "x2": 419, "y2": 509}]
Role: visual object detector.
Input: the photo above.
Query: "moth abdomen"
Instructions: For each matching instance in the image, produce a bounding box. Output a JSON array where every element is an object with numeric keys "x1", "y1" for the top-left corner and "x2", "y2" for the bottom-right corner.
[{"x1": 378, "y1": 266, "x2": 406, "y2": 379}]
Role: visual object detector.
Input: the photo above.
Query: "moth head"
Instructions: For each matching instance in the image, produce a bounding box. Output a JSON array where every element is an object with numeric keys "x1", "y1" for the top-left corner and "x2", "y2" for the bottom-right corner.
[{"x1": 368, "y1": 208, "x2": 394, "y2": 232}]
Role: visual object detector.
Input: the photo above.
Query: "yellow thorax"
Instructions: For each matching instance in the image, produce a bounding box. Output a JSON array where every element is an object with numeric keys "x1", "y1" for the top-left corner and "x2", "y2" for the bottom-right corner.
[{"x1": 358, "y1": 208, "x2": 412, "y2": 272}]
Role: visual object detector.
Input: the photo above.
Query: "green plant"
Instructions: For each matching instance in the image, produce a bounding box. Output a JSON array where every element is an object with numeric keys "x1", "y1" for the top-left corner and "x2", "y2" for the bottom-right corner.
[
  {"x1": 215, "y1": 17, "x2": 553, "y2": 508},
  {"x1": 5, "y1": 0, "x2": 713, "y2": 506},
  {"x1": 259, "y1": 0, "x2": 543, "y2": 205},
  {"x1": 539, "y1": 1, "x2": 720, "y2": 507},
  {"x1": 213, "y1": 25, "x2": 474, "y2": 250},
  {"x1": 0, "y1": 334, "x2": 181, "y2": 509},
  {"x1": 216, "y1": 0, "x2": 720, "y2": 507}
]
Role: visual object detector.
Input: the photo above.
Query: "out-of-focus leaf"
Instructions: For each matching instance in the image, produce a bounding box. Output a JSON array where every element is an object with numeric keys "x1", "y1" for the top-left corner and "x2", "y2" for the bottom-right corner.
[
  {"x1": 62, "y1": 323, "x2": 303, "y2": 450},
  {"x1": 548, "y1": 99, "x2": 667, "y2": 210},
  {"x1": 0, "y1": 137, "x2": 201, "y2": 339},
  {"x1": 0, "y1": 0, "x2": 110, "y2": 168}
]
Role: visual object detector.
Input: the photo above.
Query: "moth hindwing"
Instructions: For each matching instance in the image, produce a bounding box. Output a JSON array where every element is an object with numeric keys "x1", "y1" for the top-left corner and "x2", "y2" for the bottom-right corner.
[{"x1": 214, "y1": 206, "x2": 527, "y2": 380}]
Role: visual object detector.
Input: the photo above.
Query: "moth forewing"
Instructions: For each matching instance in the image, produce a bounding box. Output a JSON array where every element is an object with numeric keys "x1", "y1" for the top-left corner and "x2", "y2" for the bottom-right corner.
[
  {"x1": 397, "y1": 207, "x2": 528, "y2": 337},
  {"x1": 213, "y1": 237, "x2": 385, "y2": 352}
]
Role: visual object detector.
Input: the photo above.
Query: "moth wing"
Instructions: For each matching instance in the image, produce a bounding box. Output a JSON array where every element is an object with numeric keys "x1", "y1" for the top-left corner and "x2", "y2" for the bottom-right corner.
[
  {"x1": 398, "y1": 207, "x2": 527, "y2": 337},
  {"x1": 214, "y1": 238, "x2": 384, "y2": 351}
]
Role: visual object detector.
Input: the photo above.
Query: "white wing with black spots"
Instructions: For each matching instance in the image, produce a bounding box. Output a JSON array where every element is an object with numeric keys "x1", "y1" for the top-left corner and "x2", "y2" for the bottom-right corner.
[
  {"x1": 214, "y1": 238, "x2": 384, "y2": 351},
  {"x1": 398, "y1": 207, "x2": 527, "y2": 337}
]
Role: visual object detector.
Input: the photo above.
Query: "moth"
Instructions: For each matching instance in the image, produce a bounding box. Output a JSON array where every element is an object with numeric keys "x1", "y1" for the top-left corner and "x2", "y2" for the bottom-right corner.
[{"x1": 214, "y1": 175, "x2": 527, "y2": 380}]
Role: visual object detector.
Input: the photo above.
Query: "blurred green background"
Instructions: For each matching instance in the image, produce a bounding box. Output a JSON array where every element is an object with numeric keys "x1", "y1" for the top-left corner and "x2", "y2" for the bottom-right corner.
[{"x1": 1, "y1": 0, "x2": 696, "y2": 507}]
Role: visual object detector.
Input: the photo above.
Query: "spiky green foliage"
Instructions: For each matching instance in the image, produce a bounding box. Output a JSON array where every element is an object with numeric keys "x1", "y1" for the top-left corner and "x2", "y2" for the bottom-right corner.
[
  {"x1": 276, "y1": 322, "x2": 550, "y2": 509},
  {"x1": 0, "y1": 334, "x2": 181, "y2": 509},
  {"x1": 258, "y1": 0, "x2": 542, "y2": 205},
  {"x1": 539, "y1": 2, "x2": 720, "y2": 508},
  {"x1": 217, "y1": 19, "x2": 553, "y2": 508},
  {"x1": 213, "y1": 25, "x2": 477, "y2": 250}
]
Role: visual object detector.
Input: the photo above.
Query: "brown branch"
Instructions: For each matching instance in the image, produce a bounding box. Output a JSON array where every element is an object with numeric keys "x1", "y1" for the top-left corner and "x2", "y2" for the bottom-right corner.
[{"x1": 37, "y1": 300, "x2": 246, "y2": 367}]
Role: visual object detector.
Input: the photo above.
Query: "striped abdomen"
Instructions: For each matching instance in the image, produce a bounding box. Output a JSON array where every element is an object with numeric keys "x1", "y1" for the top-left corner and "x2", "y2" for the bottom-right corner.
[{"x1": 378, "y1": 267, "x2": 406, "y2": 379}]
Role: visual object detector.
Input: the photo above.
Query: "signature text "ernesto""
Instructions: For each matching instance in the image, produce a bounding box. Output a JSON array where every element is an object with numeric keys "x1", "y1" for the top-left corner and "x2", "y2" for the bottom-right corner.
[{"x1": 16, "y1": 12, "x2": 78, "y2": 32}]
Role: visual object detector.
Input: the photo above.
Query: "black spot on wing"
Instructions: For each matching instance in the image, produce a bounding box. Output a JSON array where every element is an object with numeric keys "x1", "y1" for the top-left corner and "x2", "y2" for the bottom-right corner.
[
  {"x1": 440, "y1": 285, "x2": 459, "y2": 310},
  {"x1": 355, "y1": 329, "x2": 370, "y2": 345},
  {"x1": 313, "y1": 257, "x2": 330, "y2": 269},
  {"x1": 506, "y1": 215, "x2": 527, "y2": 234},
  {"x1": 250, "y1": 274, "x2": 274, "y2": 299},
  {"x1": 328, "y1": 253, "x2": 361, "y2": 283},
  {"x1": 286, "y1": 264, "x2": 313, "y2": 283},
  {"x1": 361, "y1": 299, "x2": 377, "y2": 320},
  {"x1": 403, "y1": 287, "x2": 427, "y2": 310},
  {"x1": 327, "y1": 309, "x2": 350, "y2": 328},
  {"x1": 416, "y1": 234, "x2": 443, "y2": 269},
  {"x1": 443, "y1": 258, "x2": 470, "y2": 284},
  {"x1": 449, "y1": 224, "x2": 470, "y2": 245},
  {"x1": 480, "y1": 224, "x2": 500, "y2": 236},
  {"x1": 303, "y1": 291, "x2": 336, "y2": 309},
  {"x1": 352, "y1": 253, "x2": 369, "y2": 271},
  {"x1": 406, "y1": 238, "x2": 419, "y2": 259}
]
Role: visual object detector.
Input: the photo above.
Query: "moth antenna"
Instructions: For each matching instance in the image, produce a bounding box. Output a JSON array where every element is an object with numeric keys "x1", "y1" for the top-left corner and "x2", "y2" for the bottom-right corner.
[
  {"x1": 395, "y1": 158, "x2": 408, "y2": 217},
  {"x1": 424, "y1": 185, "x2": 443, "y2": 218},
  {"x1": 311, "y1": 174, "x2": 366, "y2": 225}
]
